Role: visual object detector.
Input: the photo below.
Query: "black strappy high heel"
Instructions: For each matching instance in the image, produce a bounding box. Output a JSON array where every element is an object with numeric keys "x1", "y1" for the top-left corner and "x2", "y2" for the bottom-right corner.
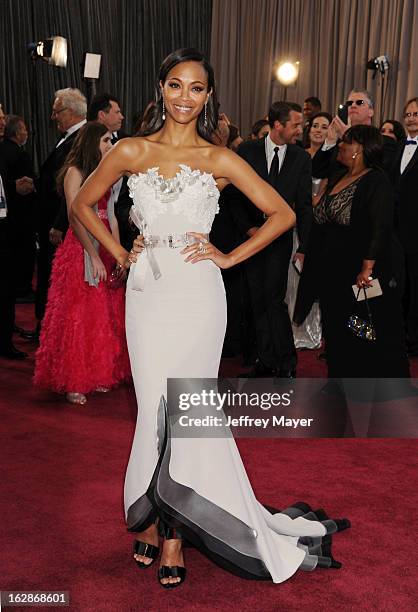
[
  {"x1": 133, "y1": 539, "x2": 160, "y2": 569},
  {"x1": 133, "y1": 519, "x2": 160, "y2": 569},
  {"x1": 158, "y1": 523, "x2": 186, "y2": 589}
]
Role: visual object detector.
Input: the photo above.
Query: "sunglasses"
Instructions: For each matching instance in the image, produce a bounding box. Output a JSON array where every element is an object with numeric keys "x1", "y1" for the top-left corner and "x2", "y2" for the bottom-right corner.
[
  {"x1": 404, "y1": 111, "x2": 418, "y2": 118},
  {"x1": 346, "y1": 100, "x2": 368, "y2": 107}
]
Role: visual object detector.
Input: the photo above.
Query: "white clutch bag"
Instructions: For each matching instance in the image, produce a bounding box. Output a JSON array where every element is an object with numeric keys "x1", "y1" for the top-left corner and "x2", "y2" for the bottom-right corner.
[{"x1": 352, "y1": 278, "x2": 383, "y2": 301}]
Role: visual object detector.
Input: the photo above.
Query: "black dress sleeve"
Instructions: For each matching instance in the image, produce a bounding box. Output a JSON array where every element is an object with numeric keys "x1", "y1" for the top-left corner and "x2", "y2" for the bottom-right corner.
[
  {"x1": 361, "y1": 172, "x2": 394, "y2": 261},
  {"x1": 294, "y1": 153, "x2": 312, "y2": 253},
  {"x1": 311, "y1": 145, "x2": 339, "y2": 178}
]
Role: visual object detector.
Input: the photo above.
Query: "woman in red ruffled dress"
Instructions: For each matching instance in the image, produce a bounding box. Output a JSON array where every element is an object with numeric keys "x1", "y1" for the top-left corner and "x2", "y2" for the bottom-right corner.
[{"x1": 34, "y1": 122, "x2": 131, "y2": 404}]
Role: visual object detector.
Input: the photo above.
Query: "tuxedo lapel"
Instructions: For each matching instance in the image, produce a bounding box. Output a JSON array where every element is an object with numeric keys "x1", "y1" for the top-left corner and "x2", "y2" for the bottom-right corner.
[
  {"x1": 275, "y1": 145, "x2": 297, "y2": 189},
  {"x1": 393, "y1": 144, "x2": 404, "y2": 178},
  {"x1": 253, "y1": 139, "x2": 268, "y2": 181},
  {"x1": 403, "y1": 145, "x2": 418, "y2": 176}
]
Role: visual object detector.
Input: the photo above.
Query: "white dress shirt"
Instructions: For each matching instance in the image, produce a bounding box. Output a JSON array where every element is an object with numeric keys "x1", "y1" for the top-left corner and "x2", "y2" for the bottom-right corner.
[
  {"x1": 56, "y1": 119, "x2": 87, "y2": 148},
  {"x1": 0, "y1": 176, "x2": 7, "y2": 219},
  {"x1": 265, "y1": 134, "x2": 287, "y2": 174},
  {"x1": 400, "y1": 134, "x2": 418, "y2": 174}
]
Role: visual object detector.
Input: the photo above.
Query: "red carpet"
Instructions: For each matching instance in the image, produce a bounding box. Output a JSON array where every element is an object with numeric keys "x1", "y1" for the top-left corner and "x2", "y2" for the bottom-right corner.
[{"x1": 1, "y1": 305, "x2": 417, "y2": 611}]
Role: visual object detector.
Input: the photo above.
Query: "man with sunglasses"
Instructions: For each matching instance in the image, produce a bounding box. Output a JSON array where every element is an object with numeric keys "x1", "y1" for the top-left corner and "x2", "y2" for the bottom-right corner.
[
  {"x1": 391, "y1": 97, "x2": 418, "y2": 357},
  {"x1": 312, "y1": 88, "x2": 397, "y2": 178}
]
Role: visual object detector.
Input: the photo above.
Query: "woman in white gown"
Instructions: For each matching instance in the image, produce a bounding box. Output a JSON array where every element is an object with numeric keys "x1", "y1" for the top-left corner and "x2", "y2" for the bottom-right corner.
[{"x1": 73, "y1": 49, "x2": 349, "y2": 588}]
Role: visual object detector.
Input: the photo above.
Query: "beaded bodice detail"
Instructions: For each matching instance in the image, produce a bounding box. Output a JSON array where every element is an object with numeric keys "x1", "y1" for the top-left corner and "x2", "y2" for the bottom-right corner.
[
  {"x1": 314, "y1": 178, "x2": 361, "y2": 226},
  {"x1": 127, "y1": 164, "x2": 220, "y2": 233}
]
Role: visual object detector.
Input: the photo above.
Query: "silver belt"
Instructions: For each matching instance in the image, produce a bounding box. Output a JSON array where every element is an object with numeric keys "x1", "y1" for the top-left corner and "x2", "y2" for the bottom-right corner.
[
  {"x1": 131, "y1": 232, "x2": 208, "y2": 291},
  {"x1": 143, "y1": 233, "x2": 208, "y2": 248}
]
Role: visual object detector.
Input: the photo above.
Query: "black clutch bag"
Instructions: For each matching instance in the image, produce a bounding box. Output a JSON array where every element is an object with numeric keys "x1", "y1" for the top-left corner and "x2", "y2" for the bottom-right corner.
[
  {"x1": 347, "y1": 287, "x2": 376, "y2": 342},
  {"x1": 107, "y1": 264, "x2": 126, "y2": 290}
]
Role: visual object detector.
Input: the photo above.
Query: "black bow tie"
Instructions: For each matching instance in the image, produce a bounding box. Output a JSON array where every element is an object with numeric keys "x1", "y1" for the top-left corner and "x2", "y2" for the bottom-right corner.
[
  {"x1": 405, "y1": 140, "x2": 417, "y2": 145},
  {"x1": 111, "y1": 134, "x2": 118, "y2": 145}
]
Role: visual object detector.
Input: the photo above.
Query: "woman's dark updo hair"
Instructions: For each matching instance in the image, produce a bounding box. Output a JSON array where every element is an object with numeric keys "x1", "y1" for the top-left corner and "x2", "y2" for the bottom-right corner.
[
  {"x1": 379, "y1": 119, "x2": 406, "y2": 143},
  {"x1": 138, "y1": 48, "x2": 218, "y2": 143},
  {"x1": 342, "y1": 125, "x2": 383, "y2": 170},
  {"x1": 251, "y1": 118, "x2": 269, "y2": 138}
]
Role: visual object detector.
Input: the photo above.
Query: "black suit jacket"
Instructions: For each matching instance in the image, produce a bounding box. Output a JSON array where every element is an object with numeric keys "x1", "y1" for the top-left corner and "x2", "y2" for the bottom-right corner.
[
  {"x1": 0, "y1": 138, "x2": 37, "y2": 227},
  {"x1": 229, "y1": 138, "x2": 312, "y2": 253},
  {"x1": 37, "y1": 131, "x2": 79, "y2": 234},
  {"x1": 391, "y1": 143, "x2": 418, "y2": 254}
]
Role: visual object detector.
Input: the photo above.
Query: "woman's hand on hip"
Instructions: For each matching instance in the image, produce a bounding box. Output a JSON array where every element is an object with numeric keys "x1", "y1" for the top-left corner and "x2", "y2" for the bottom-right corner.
[
  {"x1": 123, "y1": 234, "x2": 145, "y2": 267},
  {"x1": 182, "y1": 232, "x2": 233, "y2": 269}
]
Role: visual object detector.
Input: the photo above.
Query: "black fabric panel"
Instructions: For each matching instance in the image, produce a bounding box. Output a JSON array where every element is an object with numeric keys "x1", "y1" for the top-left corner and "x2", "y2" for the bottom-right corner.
[{"x1": 0, "y1": 0, "x2": 212, "y2": 170}]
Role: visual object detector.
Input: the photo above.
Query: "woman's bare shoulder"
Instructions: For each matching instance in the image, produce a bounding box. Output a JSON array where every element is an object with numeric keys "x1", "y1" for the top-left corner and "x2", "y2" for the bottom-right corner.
[
  {"x1": 113, "y1": 136, "x2": 146, "y2": 156},
  {"x1": 110, "y1": 136, "x2": 156, "y2": 173},
  {"x1": 207, "y1": 145, "x2": 241, "y2": 178},
  {"x1": 65, "y1": 165, "x2": 83, "y2": 183}
]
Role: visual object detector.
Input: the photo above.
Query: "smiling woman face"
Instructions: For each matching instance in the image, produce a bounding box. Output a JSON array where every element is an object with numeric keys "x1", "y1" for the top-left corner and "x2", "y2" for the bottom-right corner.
[
  {"x1": 309, "y1": 116, "x2": 330, "y2": 146},
  {"x1": 161, "y1": 61, "x2": 209, "y2": 125}
]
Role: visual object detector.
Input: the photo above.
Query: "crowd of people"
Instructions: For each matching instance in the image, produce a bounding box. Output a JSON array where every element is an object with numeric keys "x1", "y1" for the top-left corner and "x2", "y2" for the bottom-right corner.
[
  {"x1": 0, "y1": 84, "x2": 417, "y2": 390},
  {"x1": 2, "y1": 47, "x2": 415, "y2": 589}
]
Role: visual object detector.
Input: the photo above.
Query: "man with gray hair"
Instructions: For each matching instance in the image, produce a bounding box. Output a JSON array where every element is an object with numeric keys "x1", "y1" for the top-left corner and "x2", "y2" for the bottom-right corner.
[{"x1": 34, "y1": 87, "x2": 87, "y2": 332}]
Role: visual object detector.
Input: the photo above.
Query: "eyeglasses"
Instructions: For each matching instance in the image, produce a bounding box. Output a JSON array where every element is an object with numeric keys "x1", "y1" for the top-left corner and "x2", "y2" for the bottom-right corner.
[
  {"x1": 51, "y1": 107, "x2": 68, "y2": 117},
  {"x1": 404, "y1": 111, "x2": 418, "y2": 118},
  {"x1": 346, "y1": 100, "x2": 368, "y2": 107}
]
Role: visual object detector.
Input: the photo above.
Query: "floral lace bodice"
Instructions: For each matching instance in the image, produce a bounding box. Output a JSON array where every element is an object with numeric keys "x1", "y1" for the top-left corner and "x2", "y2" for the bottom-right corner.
[{"x1": 127, "y1": 164, "x2": 220, "y2": 234}]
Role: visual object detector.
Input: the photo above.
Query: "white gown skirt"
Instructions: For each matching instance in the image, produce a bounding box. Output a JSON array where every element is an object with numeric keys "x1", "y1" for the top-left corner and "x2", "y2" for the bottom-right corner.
[
  {"x1": 286, "y1": 228, "x2": 322, "y2": 349},
  {"x1": 124, "y1": 248, "x2": 348, "y2": 583}
]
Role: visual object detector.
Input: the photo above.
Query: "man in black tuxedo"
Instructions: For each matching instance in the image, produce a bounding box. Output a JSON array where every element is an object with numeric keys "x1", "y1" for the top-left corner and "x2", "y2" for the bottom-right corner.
[
  {"x1": 0, "y1": 115, "x2": 37, "y2": 299},
  {"x1": 231, "y1": 102, "x2": 312, "y2": 377},
  {"x1": 87, "y1": 92, "x2": 126, "y2": 143},
  {"x1": 391, "y1": 97, "x2": 418, "y2": 356},
  {"x1": 0, "y1": 104, "x2": 29, "y2": 358},
  {"x1": 312, "y1": 88, "x2": 397, "y2": 178},
  {"x1": 86, "y1": 93, "x2": 133, "y2": 248},
  {"x1": 35, "y1": 87, "x2": 87, "y2": 325}
]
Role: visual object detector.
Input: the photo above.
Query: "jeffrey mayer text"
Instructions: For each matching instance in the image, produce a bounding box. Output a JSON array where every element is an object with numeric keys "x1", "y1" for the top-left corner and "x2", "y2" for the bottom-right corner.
[{"x1": 178, "y1": 415, "x2": 314, "y2": 429}]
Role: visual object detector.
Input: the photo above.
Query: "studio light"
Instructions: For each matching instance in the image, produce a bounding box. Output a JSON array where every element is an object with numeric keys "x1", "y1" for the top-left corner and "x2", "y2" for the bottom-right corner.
[
  {"x1": 366, "y1": 54, "x2": 389, "y2": 75},
  {"x1": 276, "y1": 61, "x2": 300, "y2": 86},
  {"x1": 366, "y1": 54, "x2": 390, "y2": 124},
  {"x1": 28, "y1": 36, "x2": 67, "y2": 67}
]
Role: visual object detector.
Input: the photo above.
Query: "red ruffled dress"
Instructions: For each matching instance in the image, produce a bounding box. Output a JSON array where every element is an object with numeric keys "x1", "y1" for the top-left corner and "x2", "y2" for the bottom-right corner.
[{"x1": 34, "y1": 191, "x2": 131, "y2": 393}]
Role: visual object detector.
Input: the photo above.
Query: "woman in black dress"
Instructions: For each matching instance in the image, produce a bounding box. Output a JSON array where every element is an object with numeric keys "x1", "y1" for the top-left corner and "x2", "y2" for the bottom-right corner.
[{"x1": 294, "y1": 125, "x2": 409, "y2": 378}]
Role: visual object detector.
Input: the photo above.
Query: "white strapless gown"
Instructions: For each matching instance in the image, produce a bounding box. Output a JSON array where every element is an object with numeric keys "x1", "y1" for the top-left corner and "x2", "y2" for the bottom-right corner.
[{"x1": 124, "y1": 165, "x2": 347, "y2": 583}]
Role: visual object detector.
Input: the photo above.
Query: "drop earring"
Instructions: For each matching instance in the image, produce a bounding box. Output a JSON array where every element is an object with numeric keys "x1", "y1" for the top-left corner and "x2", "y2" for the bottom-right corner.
[
  {"x1": 204, "y1": 102, "x2": 208, "y2": 127},
  {"x1": 162, "y1": 99, "x2": 166, "y2": 121},
  {"x1": 352, "y1": 152, "x2": 358, "y2": 159}
]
